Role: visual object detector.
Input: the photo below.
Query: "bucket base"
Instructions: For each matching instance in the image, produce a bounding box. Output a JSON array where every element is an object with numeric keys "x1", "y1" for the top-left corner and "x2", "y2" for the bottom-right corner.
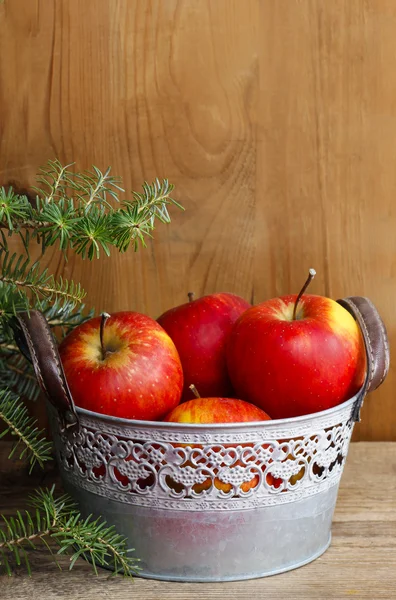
[
  {"x1": 63, "y1": 480, "x2": 339, "y2": 583},
  {"x1": 135, "y1": 535, "x2": 331, "y2": 582}
]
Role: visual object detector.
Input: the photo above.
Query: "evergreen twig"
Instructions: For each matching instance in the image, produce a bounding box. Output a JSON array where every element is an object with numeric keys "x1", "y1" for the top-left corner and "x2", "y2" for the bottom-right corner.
[
  {"x1": 0, "y1": 355, "x2": 40, "y2": 401},
  {"x1": 0, "y1": 250, "x2": 86, "y2": 312},
  {"x1": 0, "y1": 160, "x2": 182, "y2": 258},
  {"x1": 0, "y1": 159, "x2": 182, "y2": 575},
  {"x1": 0, "y1": 487, "x2": 140, "y2": 576},
  {"x1": 0, "y1": 390, "x2": 52, "y2": 471}
]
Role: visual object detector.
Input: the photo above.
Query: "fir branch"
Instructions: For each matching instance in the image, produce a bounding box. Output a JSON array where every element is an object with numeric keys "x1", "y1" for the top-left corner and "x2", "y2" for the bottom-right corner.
[
  {"x1": 0, "y1": 487, "x2": 139, "y2": 577},
  {"x1": 40, "y1": 299, "x2": 94, "y2": 337},
  {"x1": 0, "y1": 340, "x2": 19, "y2": 356},
  {"x1": 0, "y1": 301, "x2": 93, "y2": 351},
  {"x1": 79, "y1": 165, "x2": 124, "y2": 211},
  {"x1": 0, "y1": 250, "x2": 86, "y2": 311},
  {"x1": 111, "y1": 179, "x2": 183, "y2": 252},
  {"x1": 0, "y1": 280, "x2": 30, "y2": 321},
  {"x1": 0, "y1": 161, "x2": 183, "y2": 259},
  {"x1": 0, "y1": 355, "x2": 40, "y2": 401},
  {"x1": 0, "y1": 187, "x2": 32, "y2": 231},
  {"x1": 0, "y1": 319, "x2": 24, "y2": 357},
  {"x1": 70, "y1": 209, "x2": 113, "y2": 260},
  {"x1": 0, "y1": 390, "x2": 52, "y2": 472},
  {"x1": 34, "y1": 199, "x2": 83, "y2": 251},
  {"x1": 34, "y1": 160, "x2": 124, "y2": 211},
  {"x1": 34, "y1": 160, "x2": 76, "y2": 204}
]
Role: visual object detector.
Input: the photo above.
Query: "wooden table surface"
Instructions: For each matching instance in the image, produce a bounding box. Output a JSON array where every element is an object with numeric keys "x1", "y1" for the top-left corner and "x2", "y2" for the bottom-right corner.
[{"x1": 1, "y1": 442, "x2": 395, "y2": 600}]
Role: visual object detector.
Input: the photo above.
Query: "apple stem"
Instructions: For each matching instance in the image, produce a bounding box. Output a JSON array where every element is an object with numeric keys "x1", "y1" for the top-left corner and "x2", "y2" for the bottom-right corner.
[
  {"x1": 100, "y1": 312, "x2": 111, "y2": 360},
  {"x1": 189, "y1": 384, "x2": 201, "y2": 398},
  {"x1": 292, "y1": 269, "x2": 316, "y2": 320},
  {"x1": 187, "y1": 292, "x2": 195, "y2": 303}
]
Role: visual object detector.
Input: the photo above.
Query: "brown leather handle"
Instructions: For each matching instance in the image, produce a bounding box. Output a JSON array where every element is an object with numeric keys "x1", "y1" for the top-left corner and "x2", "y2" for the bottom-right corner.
[
  {"x1": 12, "y1": 297, "x2": 389, "y2": 427},
  {"x1": 336, "y1": 296, "x2": 390, "y2": 421},
  {"x1": 12, "y1": 310, "x2": 79, "y2": 431}
]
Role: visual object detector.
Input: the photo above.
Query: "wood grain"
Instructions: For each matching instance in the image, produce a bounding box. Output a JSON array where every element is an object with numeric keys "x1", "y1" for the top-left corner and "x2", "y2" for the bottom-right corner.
[
  {"x1": 0, "y1": 0, "x2": 395, "y2": 439},
  {"x1": 1, "y1": 442, "x2": 396, "y2": 599}
]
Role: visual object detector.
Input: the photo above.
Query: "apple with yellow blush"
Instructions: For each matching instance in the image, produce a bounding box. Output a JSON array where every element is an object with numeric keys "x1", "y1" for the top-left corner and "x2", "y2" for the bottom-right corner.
[
  {"x1": 226, "y1": 269, "x2": 366, "y2": 419},
  {"x1": 164, "y1": 387, "x2": 271, "y2": 493},
  {"x1": 59, "y1": 311, "x2": 183, "y2": 421}
]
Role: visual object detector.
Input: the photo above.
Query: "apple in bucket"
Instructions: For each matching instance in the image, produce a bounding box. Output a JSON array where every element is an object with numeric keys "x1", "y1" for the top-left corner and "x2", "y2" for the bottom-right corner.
[
  {"x1": 164, "y1": 385, "x2": 271, "y2": 493},
  {"x1": 164, "y1": 388, "x2": 270, "y2": 425},
  {"x1": 59, "y1": 311, "x2": 183, "y2": 420},
  {"x1": 227, "y1": 269, "x2": 366, "y2": 419},
  {"x1": 157, "y1": 292, "x2": 250, "y2": 402}
]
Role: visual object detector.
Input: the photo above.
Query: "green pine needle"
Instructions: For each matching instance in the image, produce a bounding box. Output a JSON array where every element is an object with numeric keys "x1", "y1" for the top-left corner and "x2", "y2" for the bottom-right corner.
[
  {"x1": 0, "y1": 187, "x2": 32, "y2": 231},
  {"x1": 0, "y1": 250, "x2": 86, "y2": 312},
  {"x1": 0, "y1": 486, "x2": 140, "y2": 577},
  {"x1": 111, "y1": 178, "x2": 183, "y2": 252},
  {"x1": 0, "y1": 161, "x2": 183, "y2": 259},
  {"x1": 40, "y1": 299, "x2": 94, "y2": 337},
  {"x1": 70, "y1": 209, "x2": 113, "y2": 259},
  {"x1": 0, "y1": 354, "x2": 40, "y2": 401},
  {"x1": 0, "y1": 280, "x2": 30, "y2": 322},
  {"x1": 0, "y1": 390, "x2": 52, "y2": 472}
]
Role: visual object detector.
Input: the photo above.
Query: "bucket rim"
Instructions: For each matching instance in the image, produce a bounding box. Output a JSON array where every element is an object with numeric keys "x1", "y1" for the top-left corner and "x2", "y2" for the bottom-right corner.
[{"x1": 71, "y1": 391, "x2": 359, "y2": 431}]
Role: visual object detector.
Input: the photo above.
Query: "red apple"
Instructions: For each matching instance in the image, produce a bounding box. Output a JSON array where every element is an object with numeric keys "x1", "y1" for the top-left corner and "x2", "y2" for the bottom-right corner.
[
  {"x1": 164, "y1": 396, "x2": 271, "y2": 424},
  {"x1": 157, "y1": 292, "x2": 250, "y2": 402},
  {"x1": 164, "y1": 394, "x2": 271, "y2": 493},
  {"x1": 59, "y1": 311, "x2": 183, "y2": 420},
  {"x1": 226, "y1": 270, "x2": 366, "y2": 419}
]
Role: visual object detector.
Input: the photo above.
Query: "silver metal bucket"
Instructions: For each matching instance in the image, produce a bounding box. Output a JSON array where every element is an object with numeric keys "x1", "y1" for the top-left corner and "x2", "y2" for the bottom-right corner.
[
  {"x1": 13, "y1": 297, "x2": 389, "y2": 581},
  {"x1": 50, "y1": 394, "x2": 357, "y2": 582}
]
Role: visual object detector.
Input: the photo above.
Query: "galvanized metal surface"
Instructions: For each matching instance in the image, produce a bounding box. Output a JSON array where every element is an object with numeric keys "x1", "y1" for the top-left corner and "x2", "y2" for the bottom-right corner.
[{"x1": 50, "y1": 394, "x2": 357, "y2": 581}]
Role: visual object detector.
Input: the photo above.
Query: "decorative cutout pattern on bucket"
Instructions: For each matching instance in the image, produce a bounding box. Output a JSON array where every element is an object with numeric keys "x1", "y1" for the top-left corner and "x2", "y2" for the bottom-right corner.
[{"x1": 52, "y1": 397, "x2": 354, "y2": 512}]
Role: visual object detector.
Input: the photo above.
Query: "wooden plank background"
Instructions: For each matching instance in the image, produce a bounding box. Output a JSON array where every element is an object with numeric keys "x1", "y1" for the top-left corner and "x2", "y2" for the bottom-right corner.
[{"x1": 0, "y1": 0, "x2": 394, "y2": 441}]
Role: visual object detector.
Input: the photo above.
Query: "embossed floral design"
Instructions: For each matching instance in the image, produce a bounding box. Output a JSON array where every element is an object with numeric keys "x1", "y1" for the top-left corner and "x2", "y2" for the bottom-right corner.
[
  {"x1": 93, "y1": 435, "x2": 113, "y2": 456},
  {"x1": 132, "y1": 443, "x2": 167, "y2": 466},
  {"x1": 169, "y1": 465, "x2": 208, "y2": 486},
  {"x1": 205, "y1": 447, "x2": 236, "y2": 468},
  {"x1": 253, "y1": 444, "x2": 274, "y2": 464},
  {"x1": 294, "y1": 435, "x2": 321, "y2": 455},
  {"x1": 75, "y1": 446, "x2": 103, "y2": 470},
  {"x1": 267, "y1": 458, "x2": 305, "y2": 480},
  {"x1": 314, "y1": 446, "x2": 339, "y2": 468},
  {"x1": 217, "y1": 465, "x2": 258, "y2": 486},
  {"x1": 51, "y1": 403, "x2": 356, "y2": 510},
  {"x1": 111, "y1": 458, "x2": 151, "y2": 483}
]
